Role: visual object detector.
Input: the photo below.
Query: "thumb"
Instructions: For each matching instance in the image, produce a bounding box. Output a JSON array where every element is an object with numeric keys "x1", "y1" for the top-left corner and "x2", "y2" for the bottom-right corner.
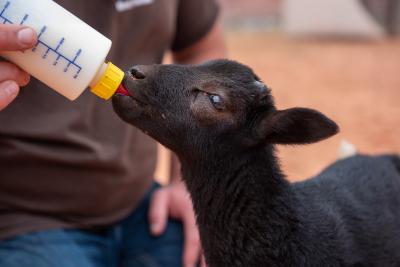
[
  {"x1": 0, "y1": 25, "x2": 37, "y2": 51},
  {"x1": 148, "y1": 188, "x2": 169, "y2": 235}
]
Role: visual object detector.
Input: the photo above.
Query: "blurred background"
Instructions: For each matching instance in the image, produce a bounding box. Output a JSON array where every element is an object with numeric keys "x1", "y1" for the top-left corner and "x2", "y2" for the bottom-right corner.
[{"x1": 156, "y1": 0, "x2": 400, "y2": 183}]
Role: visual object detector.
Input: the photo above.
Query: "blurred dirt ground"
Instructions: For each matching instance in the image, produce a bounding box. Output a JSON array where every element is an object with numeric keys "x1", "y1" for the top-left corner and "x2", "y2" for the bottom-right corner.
[{"x1": 225, "y1": 31, "x2": 400, "y2": 181}]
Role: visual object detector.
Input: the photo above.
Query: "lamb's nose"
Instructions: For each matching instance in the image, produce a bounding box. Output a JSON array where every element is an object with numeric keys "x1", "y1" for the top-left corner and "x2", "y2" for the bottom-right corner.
[{"x1": 130, "y1": 66, "x2": 146, "y2": 80}]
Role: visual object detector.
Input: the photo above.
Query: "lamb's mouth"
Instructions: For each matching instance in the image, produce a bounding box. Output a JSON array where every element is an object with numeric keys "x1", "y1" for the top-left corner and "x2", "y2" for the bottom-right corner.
[
  {"x1": 114, "y1": 94, "x2": 148, "y2": 107},
  {"x1": 114, "y1": 82, "x2": 148, "y2": 106}
]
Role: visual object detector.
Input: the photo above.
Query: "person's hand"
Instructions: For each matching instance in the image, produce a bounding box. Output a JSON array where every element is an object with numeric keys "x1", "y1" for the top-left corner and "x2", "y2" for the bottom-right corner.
[
  {"x1": 149, "y1": 181, "x2": 206, "y2": 267},
  {"x1": 0, "y1": 25, "x2": 37, "y2": 110}
]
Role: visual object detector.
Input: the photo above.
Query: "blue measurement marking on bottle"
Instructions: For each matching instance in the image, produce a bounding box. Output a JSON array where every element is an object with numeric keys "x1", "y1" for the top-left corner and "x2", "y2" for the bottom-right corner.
[
  {"x1": 0, "y1": 1, "x2": 83, "y2": 79},
  {"x1": 19, "y1": 13, "x2": 27, "y2": 25},
  {"x1": 0, "y1": 1, "x2": 12, "y2": 24},
  {"x1": 32, "y1": 26, "x2": 46, "y2": 53},
  {"x1": 53, "y1": 38, "x2": 65, "y2": 66}
]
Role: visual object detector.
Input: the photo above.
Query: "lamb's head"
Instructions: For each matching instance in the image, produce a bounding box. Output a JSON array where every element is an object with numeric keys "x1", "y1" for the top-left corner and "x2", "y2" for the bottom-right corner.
[{"x1": 112, "y1": 59, "x2": 338, "y2": 157}]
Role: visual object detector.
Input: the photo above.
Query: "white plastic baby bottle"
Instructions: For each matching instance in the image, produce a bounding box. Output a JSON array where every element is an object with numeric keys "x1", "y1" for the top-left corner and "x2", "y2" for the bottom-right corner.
[{"x1": 0, "y1": 0, "x2": 124, "y2": 100}]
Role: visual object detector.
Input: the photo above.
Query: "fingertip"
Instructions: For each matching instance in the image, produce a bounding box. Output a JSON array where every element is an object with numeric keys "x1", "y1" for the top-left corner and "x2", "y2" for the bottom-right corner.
[
  {"x1": 19, "y1": 72, "x2": 30, "y2": 87},
  {"x1": 150, "y1": 222, "x2": 165, "y2": 236},
  {"x1": 3, "y1": 80, "x2": 19, "y2": 97},
  {"x1": 0, "y1": 81, "x2": 19, "y2": 110},
  {"x1": 17, "y1": 27, "x2": 37, "y2": 48},
  {"x1": 0, "y1": 25, "x2": 37, "y2": 51}
]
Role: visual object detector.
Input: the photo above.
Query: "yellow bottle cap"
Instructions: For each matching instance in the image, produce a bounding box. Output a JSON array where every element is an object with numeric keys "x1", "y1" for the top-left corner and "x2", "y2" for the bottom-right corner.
[{"x1": 91, "y1": 62, "x2": 124, "y2": 100}]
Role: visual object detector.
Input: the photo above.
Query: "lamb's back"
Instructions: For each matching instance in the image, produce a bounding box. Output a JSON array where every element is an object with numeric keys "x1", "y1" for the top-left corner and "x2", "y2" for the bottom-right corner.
[{"x1": 293, "y1": 154, "x2": 400, "y2": 266}]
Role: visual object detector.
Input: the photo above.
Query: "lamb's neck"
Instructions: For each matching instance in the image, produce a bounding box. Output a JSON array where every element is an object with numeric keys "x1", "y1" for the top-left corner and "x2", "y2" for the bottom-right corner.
[{"x1": 180, "y1": 145, "x2": 303, "y2": 266}]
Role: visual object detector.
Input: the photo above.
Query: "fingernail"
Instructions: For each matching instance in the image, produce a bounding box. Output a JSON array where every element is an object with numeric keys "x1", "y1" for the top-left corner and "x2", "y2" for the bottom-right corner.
[
  {"x1": 17, "y1": 28, "x2": 36, "y2": 46},
  {"x1": 150, "y1": 223, "x2": 160, "y2": 234},
  {"x1": 4, "y1": 82, "x2": 18, "y2": 97}
]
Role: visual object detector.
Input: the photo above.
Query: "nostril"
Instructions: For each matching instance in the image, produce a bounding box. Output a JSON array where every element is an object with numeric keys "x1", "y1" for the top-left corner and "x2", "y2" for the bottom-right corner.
[{"x1": 130, "y1": 68, "x2": 146, "y2": 79}]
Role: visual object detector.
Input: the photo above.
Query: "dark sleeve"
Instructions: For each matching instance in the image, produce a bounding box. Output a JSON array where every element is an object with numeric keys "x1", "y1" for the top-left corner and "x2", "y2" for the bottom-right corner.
[{"x1": 171, "y1": 0, "x2": 220, "y2": 52}]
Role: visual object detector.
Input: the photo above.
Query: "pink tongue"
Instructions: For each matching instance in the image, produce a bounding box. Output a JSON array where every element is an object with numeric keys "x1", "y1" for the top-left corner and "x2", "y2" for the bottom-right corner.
[{"x1": 116, "y1": 84, "x2": 130, "y2": 96}]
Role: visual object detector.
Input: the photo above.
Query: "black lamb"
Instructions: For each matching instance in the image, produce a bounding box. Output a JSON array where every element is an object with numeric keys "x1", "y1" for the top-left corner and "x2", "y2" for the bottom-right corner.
[{"x1": 112, "y1": 59, "x2": 400, "y2": 267}]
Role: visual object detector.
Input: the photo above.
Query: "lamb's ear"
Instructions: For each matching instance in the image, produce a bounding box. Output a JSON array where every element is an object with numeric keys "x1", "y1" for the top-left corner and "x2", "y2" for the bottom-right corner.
[{"x1": 258, "y1": 108, "x2": 339, "y2": 145}]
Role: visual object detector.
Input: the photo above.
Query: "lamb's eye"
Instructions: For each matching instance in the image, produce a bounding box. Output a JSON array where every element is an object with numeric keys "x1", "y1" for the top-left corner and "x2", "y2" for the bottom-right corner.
[{"x1": 209, "y1": 94, "x2": 224, "y2": 110}]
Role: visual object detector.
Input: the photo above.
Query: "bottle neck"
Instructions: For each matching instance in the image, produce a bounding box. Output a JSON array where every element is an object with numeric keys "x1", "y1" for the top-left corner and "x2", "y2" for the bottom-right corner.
[
  {"x1": 90, "y1": 62, "x2": 108, "y2": 88},
  {"x1": 89, "y1": 62, "x2": 125, "y2": 100}
]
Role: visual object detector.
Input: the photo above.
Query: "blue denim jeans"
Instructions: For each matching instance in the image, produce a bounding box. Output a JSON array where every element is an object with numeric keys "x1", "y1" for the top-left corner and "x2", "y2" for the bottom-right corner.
[{"x1": 0, "y1": 184, "x2": 184, "y2": 267}]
